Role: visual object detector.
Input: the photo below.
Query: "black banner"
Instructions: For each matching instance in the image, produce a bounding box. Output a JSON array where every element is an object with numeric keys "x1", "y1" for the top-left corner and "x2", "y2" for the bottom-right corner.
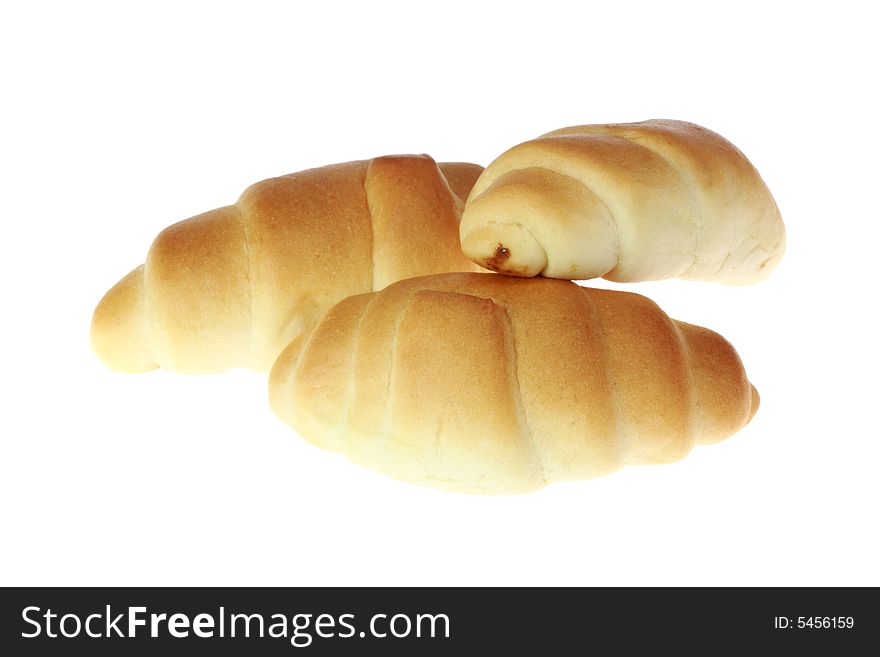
[{"x1": 1, "y1": 587, "x2": 875, "y2": 655}]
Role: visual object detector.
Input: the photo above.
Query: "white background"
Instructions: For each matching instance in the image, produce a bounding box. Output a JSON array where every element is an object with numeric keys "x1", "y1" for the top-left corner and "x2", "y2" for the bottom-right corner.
[{"x1": 2, "y1": 1, "x2": 877, "y2": 586}]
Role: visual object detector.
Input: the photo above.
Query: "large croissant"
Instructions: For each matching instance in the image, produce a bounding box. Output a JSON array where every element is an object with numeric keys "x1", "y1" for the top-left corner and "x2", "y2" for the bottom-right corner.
[
  {"x1": 270, "y1": 272, "x2": 759, "y2": 494},
  {"x1": 460, "y1": 120, "x2": 785, "y2": 284},
  {"x1": 91, "y1": 155, "x2": 484, "y2": 373}
]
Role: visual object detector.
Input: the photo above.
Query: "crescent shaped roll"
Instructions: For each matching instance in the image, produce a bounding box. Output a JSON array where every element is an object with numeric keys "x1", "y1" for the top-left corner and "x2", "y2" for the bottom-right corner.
[
  {"x1": 270, "y1": 272, "x2": 759, "y2": 494},
  {"x1": 91, "y1": 155, "x2": 484, "y2": 374},
  {"x1": 460, "y1": 120, "x2": 785, "y2": 284}
]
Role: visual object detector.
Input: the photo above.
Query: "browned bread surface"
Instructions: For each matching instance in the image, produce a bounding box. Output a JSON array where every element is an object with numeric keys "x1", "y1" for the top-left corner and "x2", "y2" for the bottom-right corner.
[
  {"x1": 270, "y1": 272, "x2": 758, "y2": 494},
  {"x1": 91, "y1": 155, "x2": 484, "y2": 373},
  {"x1": 461, "y1": 120, "x2": 785, "y2": 284}
]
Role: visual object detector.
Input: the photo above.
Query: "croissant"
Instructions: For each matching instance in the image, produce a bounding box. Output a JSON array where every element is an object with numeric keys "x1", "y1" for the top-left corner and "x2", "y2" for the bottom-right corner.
[
  {"x1": 91, "y1": 155, "x2": 484, "y2": 373},
  {"x1": 269, "y1": 272, "x2": 759, "y2": 494},
  {"x1": 460, "y1": 119, "x2": 785, "y2": 284}
]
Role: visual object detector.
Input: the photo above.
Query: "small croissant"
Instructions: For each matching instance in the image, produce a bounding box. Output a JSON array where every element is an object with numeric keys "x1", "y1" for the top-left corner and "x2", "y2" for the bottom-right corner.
[
  {"x1": 91, "y1": 155, "x2": 484, "y2": 373},
  {"x1": 270, "y1": 272, "x2": 759, "y2": 494},
  {"x1": 460, "y1": 120, "x2": 785, "y2": 284}
]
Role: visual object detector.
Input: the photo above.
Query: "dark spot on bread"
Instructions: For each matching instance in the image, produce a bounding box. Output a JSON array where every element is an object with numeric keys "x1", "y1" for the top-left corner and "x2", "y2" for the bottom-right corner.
[
  {"x1": 485, "y1": 243, "x2": 511, "y2": 272},
  {"x1": 483, "y1": 244, "x2": 529, "y2": 275}
]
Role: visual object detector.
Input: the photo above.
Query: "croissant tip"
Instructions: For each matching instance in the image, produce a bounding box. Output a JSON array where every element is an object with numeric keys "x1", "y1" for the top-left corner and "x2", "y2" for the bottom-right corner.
[
  {"x1": 461, "y1": 225, "x2": 547, "y2": 277},
  {"x1": 91, "y1": 265, "x2": 158, "y2": 373},
  {"x1": 748, "y1": 384, "x2": 760, "y2": 422}
]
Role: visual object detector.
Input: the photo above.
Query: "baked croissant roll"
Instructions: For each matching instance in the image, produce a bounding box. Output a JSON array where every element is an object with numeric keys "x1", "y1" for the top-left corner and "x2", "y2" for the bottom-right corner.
[
  {"x1": 270, "y1": 272, "x2": 759, "y2": 494},
  {"x1": 91, "y1": 155, "x2": 484, "y2": 373},
  {"x1": 460, "y1": 119, "x2": 785, "y2": 284}
]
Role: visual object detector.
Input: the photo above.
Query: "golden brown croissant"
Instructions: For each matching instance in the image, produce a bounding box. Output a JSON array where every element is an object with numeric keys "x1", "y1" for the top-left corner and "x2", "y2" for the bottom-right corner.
[
  {"x1": 270, "y1": 272, "x2": 759, "y2": 494},
  {"x1": 91, "y1": 155, "x2": 484, "y2": 373},
  {"x1": 460, "y1": 119, "x2": 785, "y2": 284}
]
